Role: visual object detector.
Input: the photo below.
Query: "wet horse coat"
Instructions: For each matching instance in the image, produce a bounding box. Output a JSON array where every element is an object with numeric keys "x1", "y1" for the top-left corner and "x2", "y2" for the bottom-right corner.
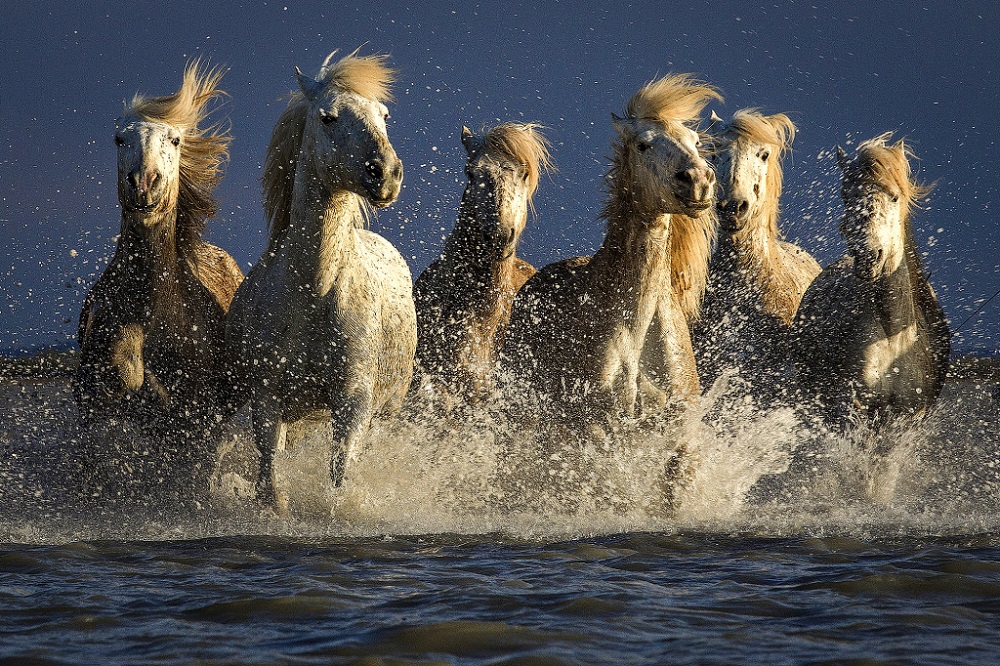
[
  {"x1": 795, "y1": 134, "x2": 950, "y2": 428},
  {"x1": 413, "y1": 123, "x2": 553, "y2": 405},
  {"x1": 225, "y1": 52, "x2": 414, "y2": 512}
]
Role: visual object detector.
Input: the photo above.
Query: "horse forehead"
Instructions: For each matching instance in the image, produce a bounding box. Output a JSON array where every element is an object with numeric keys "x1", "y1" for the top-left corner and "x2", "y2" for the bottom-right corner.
[
  {"x1": 638, "y1": 119, "x2": 699, "y2": 151},
  {"x1": 117, "y1": 117, "x2": 177, "y2": 143},
  {"x1": 323, "y1": 90, "x2": 387, "y2": 119}
]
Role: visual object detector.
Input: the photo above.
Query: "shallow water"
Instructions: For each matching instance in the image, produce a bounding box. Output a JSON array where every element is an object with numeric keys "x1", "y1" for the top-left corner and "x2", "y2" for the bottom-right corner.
[{"x1": 2, "y1": 374, "x2": 999, "y2": 664}]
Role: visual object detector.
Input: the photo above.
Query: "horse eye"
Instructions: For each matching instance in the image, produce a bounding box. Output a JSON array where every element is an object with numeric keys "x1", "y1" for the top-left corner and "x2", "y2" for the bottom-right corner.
[
  {"x1": 321, "y1": 111, "x2": 337, "y2": 125},
  {"x1": 171, "y1": 136, "x2": 181, "y2": 147},
  {"x1": 891, "y1": 194, "x2": 899, "y2": 203},
  {"x1": 114, "y1": 135, "x2": 124, "y2": 147},
  {"x1": 384, "y1": 113, "x2": 391, "y2": 121},
  {"x1": 637, "y1": 141, "x2": 651, "y2": 152},
  {"x1": 760, "y1": 151, "x2": 770, "y2": 162}
]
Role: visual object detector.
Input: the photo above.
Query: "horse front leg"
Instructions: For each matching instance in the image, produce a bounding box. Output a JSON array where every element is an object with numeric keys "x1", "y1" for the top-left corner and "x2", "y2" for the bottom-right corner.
[
  {"x1": 330, "y1": 387, "x2": 374, "y2": 487},
  {"x1": 251, "y1": 398, "x2": 289, "y2": 514}
]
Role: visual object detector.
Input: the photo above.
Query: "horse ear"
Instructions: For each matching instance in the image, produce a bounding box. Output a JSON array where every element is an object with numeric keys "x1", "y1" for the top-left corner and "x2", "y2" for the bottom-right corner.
[
  {"x1": 295, "y1": 66, "x2": 324, "y2": 102},
  {"x1": 461, "y1": 125, "x2": 481, "y2": 156},
  {"x1": 611, "y1": 112, "x2": 631, "y2": 136},
  {"x1": 836, "y1": 145, "x2": 849, "y2": 169}
]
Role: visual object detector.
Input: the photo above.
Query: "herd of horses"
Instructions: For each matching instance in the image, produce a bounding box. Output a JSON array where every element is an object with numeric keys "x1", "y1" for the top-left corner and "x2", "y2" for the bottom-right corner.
[{"x1": 72, "y1": 52, "x2": 951, "y2": 511}]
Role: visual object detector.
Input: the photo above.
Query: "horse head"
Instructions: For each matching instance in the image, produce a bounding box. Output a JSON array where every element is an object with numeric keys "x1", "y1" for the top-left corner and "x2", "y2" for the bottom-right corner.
[
  {"x1": 115, "y1": 117, "x2": 182, "y2": 218},
  {"x1": 611, "y1": 74, "x2": 721, "y2": 219},
  {"x1": 837, "y1": 133, "x2": 924, "y2": 281},
  {"x1": 712, "y1": 110, "x2": 795, "y2": 233},
  {"x1": 459, "y1": 123, "x2": 552, "y2": 262},
  {"x1": 116, "y1": 61, "x2": 229, "y2": 241},
  {"x1": 295, "y1": 53, "x2": 403, "y2": 208}
]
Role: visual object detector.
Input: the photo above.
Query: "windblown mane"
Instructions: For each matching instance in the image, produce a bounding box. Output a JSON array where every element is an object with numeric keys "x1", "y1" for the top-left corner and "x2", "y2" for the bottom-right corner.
[
  {"x1": 262, "y1": 51, "x2": 395, "y2": 254},
  {"x1": 127, "y1": 59, "x2": 230, "y2": 255},
  {"x1": 608, "y1": 73, "x2": 722, "y2": 320},
  {"x1": 719, "y1": 108, "x2": 796, "y2": 240},
  {"x1": 480, "y1": 122, "x2": 555, "y2": 210}
]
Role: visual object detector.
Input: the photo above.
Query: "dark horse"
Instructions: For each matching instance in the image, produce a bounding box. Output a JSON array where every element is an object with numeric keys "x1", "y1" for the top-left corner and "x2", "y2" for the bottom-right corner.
[
  {"x1": 74, "y1": 62, "x2": 243, "y2": 491},
  {"x1": 794, "y1": 133, "x2": 950, "y2": 430}
]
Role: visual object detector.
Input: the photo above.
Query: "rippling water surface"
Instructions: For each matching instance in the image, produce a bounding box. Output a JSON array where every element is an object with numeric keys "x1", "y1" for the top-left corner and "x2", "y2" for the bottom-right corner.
[{"x1": 2, "y1": 375, "x2": 999, "y2": 664}]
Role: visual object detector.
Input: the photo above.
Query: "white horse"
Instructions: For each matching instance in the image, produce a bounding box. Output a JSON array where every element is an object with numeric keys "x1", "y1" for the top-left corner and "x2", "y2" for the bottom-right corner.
[
  {"x1": 694, "y1": 109, "x2": 820, "y2": 399},
  {"x1": 226, "y1": 51, "x2": 415, "y2": 512},
  {"x1": 795, "y1": 133, "x2": 950, "y2": 429}
]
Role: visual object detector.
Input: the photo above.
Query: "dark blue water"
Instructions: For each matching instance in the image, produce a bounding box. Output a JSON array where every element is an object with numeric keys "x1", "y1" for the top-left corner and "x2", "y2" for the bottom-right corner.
[
  {"x1": 2, "y1": 376, "x2": 1000, "y2": 664},
  {"x1": 3, "y1": 533, "x2": 1000, "y2": 664}
]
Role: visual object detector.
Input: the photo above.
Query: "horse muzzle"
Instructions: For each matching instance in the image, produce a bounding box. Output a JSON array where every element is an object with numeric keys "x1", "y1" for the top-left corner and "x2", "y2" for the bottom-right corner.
[
  {"x1": 363, "y1": 156, "x2": 403, "y2": 207},
  {"x1": 675, "y1": 165, "x2": 715, "y2": 214}
]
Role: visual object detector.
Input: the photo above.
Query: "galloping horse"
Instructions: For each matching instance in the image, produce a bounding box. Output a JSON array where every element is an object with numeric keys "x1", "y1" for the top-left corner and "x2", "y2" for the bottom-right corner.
[
  {"x1": 75, "y1": 61, "x2": 242, "y2": 437},
  {"x1": 795, "y1": 133, "x2": 950, "y2": 428},
  {"x1": 694, "y1": 109, "x2": 820, "y2": 398},
  {"x1": 413, "y1": 123, "x2": 553, "y2": 404},
  {"x1": 504, "y1": 74, "x2": 720, "y2": 423},
  {"x1": 225, "y1": 51, "x2": 414, "y2": 512}
]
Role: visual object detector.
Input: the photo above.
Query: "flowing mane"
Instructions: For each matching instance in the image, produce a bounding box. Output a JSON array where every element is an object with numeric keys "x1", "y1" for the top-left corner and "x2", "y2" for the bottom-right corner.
[
  {"x1": 126, "y1": 59, "x2": 230, "y2": 256},
  {"x1": 718, "y1": 108, "x2": 796, "y2": 240},
  {"x1": 848, "y1": 132, "x2": 931, "y2": 222},
  {"x1": 262, "y1": 51, "x2": 395, "y2": 253},
  {"x1": 608, "y1": 74, "x2": 721, "y2": 320},
  {"x1": 479, "y1": 122, "x2": 554, "y2": 209}
]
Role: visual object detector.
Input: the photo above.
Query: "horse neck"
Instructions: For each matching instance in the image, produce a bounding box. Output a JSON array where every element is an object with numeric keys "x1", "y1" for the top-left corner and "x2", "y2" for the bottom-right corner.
[
  {"x1": 866, "y1": 248, "x2": 920, "y2": 336},
  {"x1": 593, "y1": 191, "x2": 671, "y2": 330},
  {"x1": 284, "y1": 158, "x2": 363, "y2": 294},
  {"x1": 717, "y1": 221, "x2": 779, "y2": 279},
  {"x1": 439, "y1": 194, "x2": 520, "y2": 316},
  {"x1": 117, "y1": 208, "x2": 187, "y2": 318}
]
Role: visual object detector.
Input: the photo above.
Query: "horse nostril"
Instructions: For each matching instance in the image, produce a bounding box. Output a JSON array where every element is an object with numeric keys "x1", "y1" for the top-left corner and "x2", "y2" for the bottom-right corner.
[
  {"x1": 737, "y1": 200, "x2": 750, "y2": 216},
  {"x1": 365, "y1": 160, "x2": 384, "y2": 182},
  {"x1": 676, "y1": 169, "x2": 693, "y2": 184},
  {"x1": 704, "y1": 168, "x2": 716, "y2": 184},
  {"x1": 127, "y1": 170, "x2": 140, "y2": 190}
]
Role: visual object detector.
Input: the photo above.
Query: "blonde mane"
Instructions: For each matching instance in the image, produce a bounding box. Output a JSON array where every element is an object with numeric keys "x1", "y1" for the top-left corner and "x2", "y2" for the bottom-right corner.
[
  {"x1": 480, "y1": 122, "x2": 555, "y2": 208},
  {"x1": 127, "y1": 59, "x2": 230, "y2": 254},
  {"x1": 261, "y1": 51, "x2": 395, "y2": 253},
  {"x1": 850, "y1": 132, "x2": 931, "y2": 220},
  {"x1": 608, "y1": 74, "x2": 721, "y2": 321},
  {"x1": 719, "y1": 109, "x2": 796, "y2": 240},
  {"x1": 626, "y1": 73, "x2": 722, "y2": 126}
]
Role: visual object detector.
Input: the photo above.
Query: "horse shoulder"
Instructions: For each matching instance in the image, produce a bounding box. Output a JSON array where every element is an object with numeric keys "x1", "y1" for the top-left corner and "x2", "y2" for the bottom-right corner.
[{"x1": 794, "y1": 258, "x2": 860, "y2": 377}]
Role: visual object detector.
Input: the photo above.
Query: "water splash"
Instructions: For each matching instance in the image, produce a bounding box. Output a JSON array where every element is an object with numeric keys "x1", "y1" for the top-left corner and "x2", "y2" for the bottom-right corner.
[{"x1": 1, "y1": 375, "x2": 999, "y2": 544}]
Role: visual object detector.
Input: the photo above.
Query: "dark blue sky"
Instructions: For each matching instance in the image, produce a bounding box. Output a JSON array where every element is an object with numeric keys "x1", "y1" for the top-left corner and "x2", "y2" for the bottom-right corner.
[{"x1": 2, "y1": 1, "x2": 998, "y2": 353}]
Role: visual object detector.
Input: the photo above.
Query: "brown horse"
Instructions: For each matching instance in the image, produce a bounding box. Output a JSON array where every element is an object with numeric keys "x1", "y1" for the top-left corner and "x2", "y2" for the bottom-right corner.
[
  {"x1": 693, "y1": 109, "x2": 820, "y2": 400},
  {"x1": 413, "y1": 123, "x2": 553, "y2": 405},
  {"x1": 795, "y1": 133, "x2": 950, "y2": 429},
  {"x1": 504, "y1": 74, "x2": 720, "y2": 423},
  {"x1": 74, "y1": 61, "x2": 243, "y2": 439}
]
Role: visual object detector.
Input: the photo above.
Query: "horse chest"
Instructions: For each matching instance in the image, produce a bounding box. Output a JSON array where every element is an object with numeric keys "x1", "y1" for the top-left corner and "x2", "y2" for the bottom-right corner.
[{"x1": 858, "y1": 320, "x2": 924, "y2": 402}]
